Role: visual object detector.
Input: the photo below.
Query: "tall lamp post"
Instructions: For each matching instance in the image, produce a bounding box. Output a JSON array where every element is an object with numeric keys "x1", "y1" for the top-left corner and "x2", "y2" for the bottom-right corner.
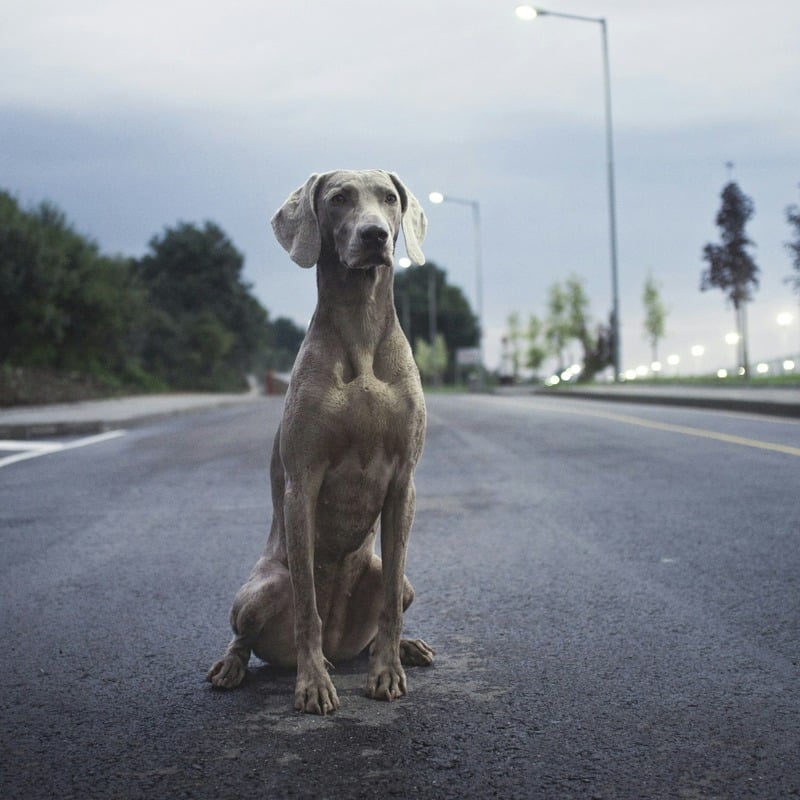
[
  {"x1": 428, "y1": 191, "x2": 484, "y2": 386},
  {"x1": 515, "y1": 5, "x2": 622, "y2": 380}
]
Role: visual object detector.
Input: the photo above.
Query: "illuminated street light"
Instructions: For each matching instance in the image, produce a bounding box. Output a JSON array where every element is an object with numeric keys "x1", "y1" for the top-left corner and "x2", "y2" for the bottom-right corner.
[
  {"x1": 725, "y1": 332, "x2": 740, "y2": 345},
  {"x1": 514, "y1": 5, "x2": 539, "y2": 21},
  {"x1": 515, "y1": 4, "x2": 621, "y2": 381},
  {"x1": 777, "y1": 311, "x2": 795, "y2": 361},
  {"x1": 427, "y1": 191, "x2": 485, "y2": 387}
]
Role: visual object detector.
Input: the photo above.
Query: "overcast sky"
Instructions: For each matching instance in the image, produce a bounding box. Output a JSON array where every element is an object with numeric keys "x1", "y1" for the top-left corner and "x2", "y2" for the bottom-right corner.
[{"x1": 3, "y1": 0, "x2": 799, "y2": 376}]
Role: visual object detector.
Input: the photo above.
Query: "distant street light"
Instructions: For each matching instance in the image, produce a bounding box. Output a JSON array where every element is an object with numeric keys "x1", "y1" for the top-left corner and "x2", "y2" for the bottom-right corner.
[
  {"x1": 515, "y1": 4, "x2": 621, "y2": 381},
  {"x1": 690, "y1": 344, "x2": 705, "y2": 376},
  {"x1": 777, "y1": 311, "x2": 795, "y2": 358},
  {"x1": 428, "y1": 191, "x2": 485, "y2": 386},
  {"x1": 666, "y1": 354, "x2": 680, "y2": 377}
]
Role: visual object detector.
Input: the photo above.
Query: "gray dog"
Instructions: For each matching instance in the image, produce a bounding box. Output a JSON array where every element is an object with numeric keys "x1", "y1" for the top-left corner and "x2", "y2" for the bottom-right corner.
[{"x1": 207, "y1": 170, "x2": 434, "y2": 714}]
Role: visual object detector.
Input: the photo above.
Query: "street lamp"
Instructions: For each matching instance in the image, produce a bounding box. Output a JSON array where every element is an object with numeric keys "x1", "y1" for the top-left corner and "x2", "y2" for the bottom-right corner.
[
  {"x1": 515, "y1": 4, "x2": 621, "y2": 381},
  {"x1": 691, "y1": 344, "x2": 705, "y2": 376},
  {"x1": 428, "y1": 191, "x2": 485, "y2": 386},
  {"x1": 777, "y1": 311, "x2": 794, "y2": 358}
]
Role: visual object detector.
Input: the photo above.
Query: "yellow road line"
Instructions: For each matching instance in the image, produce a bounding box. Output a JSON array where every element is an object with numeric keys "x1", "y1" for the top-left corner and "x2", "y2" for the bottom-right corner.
[{"x1": 538, "y1": 402, "x2": 800, "y2": 457}]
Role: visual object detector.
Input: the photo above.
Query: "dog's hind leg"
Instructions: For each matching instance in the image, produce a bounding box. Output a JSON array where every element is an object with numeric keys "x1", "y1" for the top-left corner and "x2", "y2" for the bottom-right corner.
[
  {"x1": 207, "y1": 634, "x2": 251, "y2": 689},
  {"x1": 398, "y1": 577, "x2": 435, "y2": 667},
  {"x1": 399, "y1": 638, "x2": 435, "y2": 666},
  {"x1": 207, "y1": 560, "x2": 296, "y2": 688}
]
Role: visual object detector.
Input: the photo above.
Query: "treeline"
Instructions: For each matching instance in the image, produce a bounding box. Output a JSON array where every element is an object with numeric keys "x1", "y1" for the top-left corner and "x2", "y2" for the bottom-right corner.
[
  {"x1": 0, "y1": 191, "x2": 305, "y2": 400},
  {"x1": 393, "y1": 262, "x2": 480, "y2": 384}
]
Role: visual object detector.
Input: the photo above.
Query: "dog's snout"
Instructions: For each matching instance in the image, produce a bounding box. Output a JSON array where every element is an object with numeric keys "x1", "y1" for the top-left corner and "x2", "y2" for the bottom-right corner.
[{"x1": 359, "y1": 224, "x2": 390, "y2": 246}]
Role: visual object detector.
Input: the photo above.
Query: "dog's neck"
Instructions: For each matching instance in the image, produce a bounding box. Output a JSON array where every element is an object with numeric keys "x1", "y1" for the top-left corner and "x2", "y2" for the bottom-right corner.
[{"x1": 312, "y1": 254, "x2": 400, "y2": 376}]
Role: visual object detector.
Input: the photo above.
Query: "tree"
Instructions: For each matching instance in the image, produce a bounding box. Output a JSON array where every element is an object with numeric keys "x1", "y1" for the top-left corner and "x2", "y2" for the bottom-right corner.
[
  {"x1": 0, "y1": 191, "x2": 148, "y2": 383},
  {"x1": 414, "y1": 334, "x2": 448, "y2": 385},
  {"x1": 545, "y1": 283, "x2": 571, "y2": 372},
  {"x1": 506, "y1": 312, "x2": 523, "y2": 382},
  {"x1": 135, "y1": 221, "x2": 270, "y2": 390},
  {"x1": 583, "y1": 313, "x2": 615, "y2": 380},
  {"x1": 786, "y1": 198, "x2": 800, "y2": 297},
  {"x1": 545, "y1": 275, "x2": 604, "y2": 379},
  {"x1": 525, "y1": 314, "x2": 547, "y2": 377},
  {"x1": 642, "y1": 272, "x2": 668, "y2": 365},
  {"x1": 394, "y1": 261, "x2": 479, "y2": 383},
  {"x1": 264, "y1": 316, "x2": 306, "y2": 372},
  {"x1": 701, "y1": 181, "x2": 760, "y2": 377},
  {"x1": 564, "y1": 275, "x2": 594, "y2": 361}
]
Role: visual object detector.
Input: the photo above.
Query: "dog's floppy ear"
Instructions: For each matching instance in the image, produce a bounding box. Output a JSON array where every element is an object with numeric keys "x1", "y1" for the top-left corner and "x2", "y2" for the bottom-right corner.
[
  {"x1": 271, "y1": 173, "x2": 324, "y2": 268},
  {"x1": 387, "y1": 172, "x2": 427, "y2": 265}
]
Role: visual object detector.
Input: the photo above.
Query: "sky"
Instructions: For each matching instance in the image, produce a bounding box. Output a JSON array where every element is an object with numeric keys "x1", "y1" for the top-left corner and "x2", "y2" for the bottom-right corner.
[{"x1": 2, "y1": 0, "x2": 800, "y2": 378}]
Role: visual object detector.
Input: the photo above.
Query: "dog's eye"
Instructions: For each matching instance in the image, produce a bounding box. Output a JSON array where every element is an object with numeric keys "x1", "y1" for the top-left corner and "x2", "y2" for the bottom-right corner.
[
  {"x1": 330, "y1": 193, "x2": 347, "y2": 205},
  {"x1": 385, "y1": 193, "x2": 398, "y2": 205}
]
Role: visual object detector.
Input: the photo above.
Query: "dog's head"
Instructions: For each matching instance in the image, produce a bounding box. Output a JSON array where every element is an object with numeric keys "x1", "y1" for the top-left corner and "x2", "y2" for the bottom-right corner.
[{"x1": 271, "y1": 169, "x2": 427, "y2": 269}]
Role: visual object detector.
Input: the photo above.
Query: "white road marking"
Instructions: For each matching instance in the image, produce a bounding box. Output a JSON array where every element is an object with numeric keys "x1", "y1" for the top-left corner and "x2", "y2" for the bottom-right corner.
[{"x1": 0, "y1": 430, "x2": 127, "y2": 468}]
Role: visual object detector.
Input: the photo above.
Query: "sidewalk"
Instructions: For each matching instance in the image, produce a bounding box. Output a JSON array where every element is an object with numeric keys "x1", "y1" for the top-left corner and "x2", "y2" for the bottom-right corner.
[
  {"x1": 531, "y1": 383, "x2": 800, "y2": 419},
  {"x1": 0, "y1": 391, "x2": 268, "y2": 439}
]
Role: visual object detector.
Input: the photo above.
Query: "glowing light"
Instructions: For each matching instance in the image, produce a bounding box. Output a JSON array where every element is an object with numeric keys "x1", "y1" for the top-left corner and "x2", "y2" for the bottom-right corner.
[
  {"x1": 667, "y1": 354, "x2": 680, "y2": 367},
  {"x1": 725, "y1": 332, "x2": 740, "y2": 345},
  {"x1": 783, "y1": 360, "x2": 796, "y2": 372},
  {"x1": 636, "y1": 365, "x2": 649, "y2": 377},
  {"x1": 717, "y1": 369, "x2": 728, "y2": 378},
  {"x1": 515, "y1": 5, "x2": 539, "y2": 21},
  {"x1": 398, "y1": 257, "x2": 411, "y2": 268},
  {"x1": 651, "y1": 361, "x2": 662, "y2": 372},
  {"x1": 624, "y1": 369, "x2": 638, "y2": 381},
  {"x1": 777, "y1": 312, "x2": 793, "y2": 327},
  {"x1": 756, "y1": 362, "x2": 769, "y2": 374},
  {"x1": 690, "y1": 345, "x2": 705, "y2": 357},
  {"x1": 428, "y1": 192, "x2": 444, "y2": 204}
]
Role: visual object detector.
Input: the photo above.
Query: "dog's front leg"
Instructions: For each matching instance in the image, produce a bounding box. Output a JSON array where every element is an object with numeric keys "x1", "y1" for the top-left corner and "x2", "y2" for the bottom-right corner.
[
  {"x1": 284, "y1": 475, "x2": 340, "y2": 715},
  {"x1": 367, "y1": 472, "x2": 415, "y2": 702}
]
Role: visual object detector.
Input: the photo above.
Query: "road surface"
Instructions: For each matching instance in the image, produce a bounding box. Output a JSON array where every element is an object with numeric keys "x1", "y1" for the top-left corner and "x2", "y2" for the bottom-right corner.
[{"x1": 2, "y1": 394, "x2": 798, "y2": 798}]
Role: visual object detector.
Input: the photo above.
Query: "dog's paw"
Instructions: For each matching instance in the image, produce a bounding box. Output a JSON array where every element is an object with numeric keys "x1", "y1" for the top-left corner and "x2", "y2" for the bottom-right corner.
[
  {"x1": 294, "y1": 666, "x2": 340, "y2": 715},
  {"x1": 400, "y1": 638, "x2": 435, "y2": 667},
  {"x1": 365, "y1": 660, "x2": 407, "y2": 702},
  {"x1": 206, "y1": 655, "x2": 247, "y2": 689}
]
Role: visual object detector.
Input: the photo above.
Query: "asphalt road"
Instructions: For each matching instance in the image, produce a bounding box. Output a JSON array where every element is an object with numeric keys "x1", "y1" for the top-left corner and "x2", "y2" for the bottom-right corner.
[{"x1": 1, "y1": 394, "x2": 798, "y2": 799}]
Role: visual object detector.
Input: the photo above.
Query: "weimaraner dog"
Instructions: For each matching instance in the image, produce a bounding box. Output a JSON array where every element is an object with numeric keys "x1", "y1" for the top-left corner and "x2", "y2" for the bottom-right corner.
[{"x1": 207, "y1": 169, "x2": 434, "y2": 714}]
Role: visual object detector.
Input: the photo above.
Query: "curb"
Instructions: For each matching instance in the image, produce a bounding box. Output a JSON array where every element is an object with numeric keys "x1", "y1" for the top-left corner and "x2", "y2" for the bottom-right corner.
[
  {"x1": 0, "y1": 395, "x2": 269, "y2": 440},
  {"x1": 532, "y1": 388, "x2": 800, "y2": 419}
]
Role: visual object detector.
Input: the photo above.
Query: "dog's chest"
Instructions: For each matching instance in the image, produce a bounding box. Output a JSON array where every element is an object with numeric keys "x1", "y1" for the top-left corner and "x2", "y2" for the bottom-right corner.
[
  {"x1": 335, "y1": 372, "x2": 422, "y2": 456},
  {"x1": 313, "y1": 372, "x2": 423, "y2": 542}
]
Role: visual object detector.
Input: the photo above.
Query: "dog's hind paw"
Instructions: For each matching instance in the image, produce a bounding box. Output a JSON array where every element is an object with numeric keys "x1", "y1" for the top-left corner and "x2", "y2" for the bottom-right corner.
[
  {"x1": 206, "y1": 654, "x2": 247, "y2": 689},
  {"x1": 399, "y1": 638, "x2": 435, "y2": 667}
]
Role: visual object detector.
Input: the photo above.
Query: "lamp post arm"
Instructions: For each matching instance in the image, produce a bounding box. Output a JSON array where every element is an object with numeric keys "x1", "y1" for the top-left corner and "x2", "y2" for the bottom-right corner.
[{"x1": 536, "y1": 9, "x2": 605, "y2": 25}]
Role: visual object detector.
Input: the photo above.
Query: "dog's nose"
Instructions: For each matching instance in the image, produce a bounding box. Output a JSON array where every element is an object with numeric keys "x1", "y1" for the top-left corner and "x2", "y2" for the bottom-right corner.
[{"x1": 359, "y1": 224, "x2": 389, "y2": 245}]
